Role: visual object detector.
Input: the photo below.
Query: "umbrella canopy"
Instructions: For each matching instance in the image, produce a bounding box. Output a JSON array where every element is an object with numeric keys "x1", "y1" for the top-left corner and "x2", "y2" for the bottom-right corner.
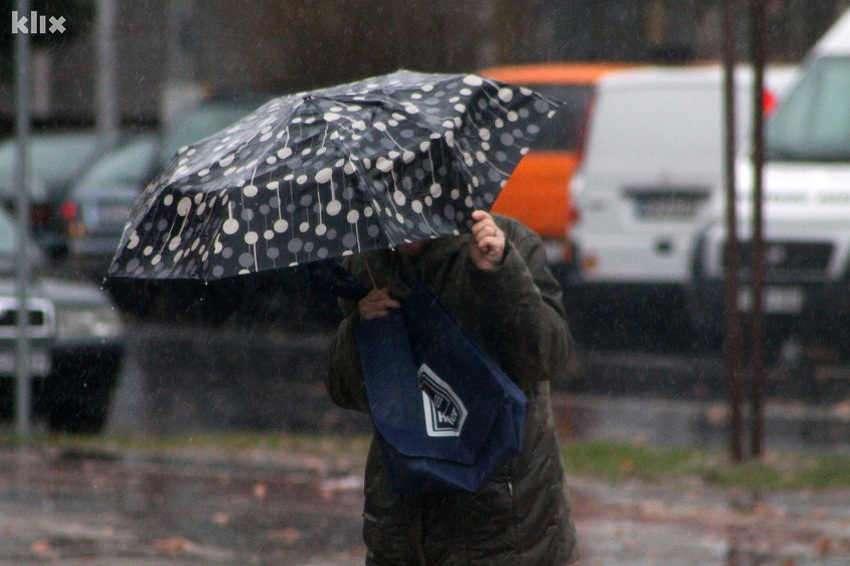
[{"x1": 106, "y1": 70, "x2": 557, "y2": 282}]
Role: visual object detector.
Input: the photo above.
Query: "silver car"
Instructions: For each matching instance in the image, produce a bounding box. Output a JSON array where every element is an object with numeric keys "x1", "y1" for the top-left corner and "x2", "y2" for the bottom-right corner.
[
  {"x1": 0, "y1": 208, "x2": 124, "y2": 433},
  {"x1": 62, "y1": 135, "x2": 158, "y2": 276}
]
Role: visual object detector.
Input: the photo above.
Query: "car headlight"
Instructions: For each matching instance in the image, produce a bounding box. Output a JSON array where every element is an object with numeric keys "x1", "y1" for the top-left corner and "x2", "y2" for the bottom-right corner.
[{"x1": 54, "y1": 304, "x2": 123, "y2": 342}]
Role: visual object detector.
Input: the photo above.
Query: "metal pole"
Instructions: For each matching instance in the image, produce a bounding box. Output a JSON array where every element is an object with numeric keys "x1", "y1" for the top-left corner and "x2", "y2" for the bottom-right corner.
[
  {"x1": 97, "y1": 0, "x2": 120, "y2": 149},
  {"x1": 723, "y1": 0, "x2": 744, "y2": 463},
  {"x1": 14, "y1": 0, "x2": 33, "y2": 436},
  {"x1": 749, "y1": 0, "x2": 767, "y2": 459}
]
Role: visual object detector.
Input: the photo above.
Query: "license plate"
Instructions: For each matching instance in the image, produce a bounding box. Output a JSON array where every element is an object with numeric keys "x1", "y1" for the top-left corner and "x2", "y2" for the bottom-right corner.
[
  {"x1": 634, "y1": 198, "x2": 702, "y2": 220},
  {"x1": 0, "y1": 351, "x2": 51, "y2": 377},
  {"x1": 738, "y1": 286, "x2": 804, "y2": 314}
]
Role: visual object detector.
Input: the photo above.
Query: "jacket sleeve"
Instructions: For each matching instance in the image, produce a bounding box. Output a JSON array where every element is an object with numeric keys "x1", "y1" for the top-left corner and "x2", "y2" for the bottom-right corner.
[
  {"x1": 465, "y1": 222, "x2": 573, "y2": 389},
  {"x1": 325, "y1": 265, "x2": 371, "y2": 413}
]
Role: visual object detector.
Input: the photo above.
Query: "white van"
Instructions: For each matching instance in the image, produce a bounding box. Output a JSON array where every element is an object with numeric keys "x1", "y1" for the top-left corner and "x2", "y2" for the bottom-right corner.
[
  {"x1": 568, "y1": 64, "x2": 797, "y2": 341},
  {"x1": 688, "y1": 7, "x2": 850, "y2": 348}
]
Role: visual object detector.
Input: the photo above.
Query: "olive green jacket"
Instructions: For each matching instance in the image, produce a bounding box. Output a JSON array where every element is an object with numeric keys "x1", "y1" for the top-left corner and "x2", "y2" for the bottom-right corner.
[{"x1": 327, "y1": 215, "x2": 579, "y2": 565}]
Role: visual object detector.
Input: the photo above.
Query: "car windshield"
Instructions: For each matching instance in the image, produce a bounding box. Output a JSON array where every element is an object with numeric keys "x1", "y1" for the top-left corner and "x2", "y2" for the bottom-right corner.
[
  {"x1": 524, "y1": 84, "x2": 592, "y2": 152},
  {"x1": 766, "y1": 57, "x2": 850, "y2": 162},
  {"x1": 159, "y1": 101, "x2": 265, "y2": 167},
  {"x1": 77, "y1": 136, "x2": 157, "y2": 185},
  {"x1": 0, "y1": 133, "x2": 100, "y2": 185}
]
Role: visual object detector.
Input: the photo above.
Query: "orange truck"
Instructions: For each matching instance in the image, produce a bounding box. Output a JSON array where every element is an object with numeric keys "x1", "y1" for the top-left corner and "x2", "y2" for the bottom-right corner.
[{"x1": 478, "y1": 63, "x2": 633, "y2": 281}]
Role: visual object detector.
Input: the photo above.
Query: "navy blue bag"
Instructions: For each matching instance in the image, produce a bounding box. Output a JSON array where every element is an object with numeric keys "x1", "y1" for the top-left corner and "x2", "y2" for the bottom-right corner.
[{"x1": 353, "y1": 283, "x2": 528, "y2": 493}]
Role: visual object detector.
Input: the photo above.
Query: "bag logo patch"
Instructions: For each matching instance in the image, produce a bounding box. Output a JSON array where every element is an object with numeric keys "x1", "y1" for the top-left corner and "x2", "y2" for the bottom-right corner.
[{"x1": 419, "y1": 363, "x2": 468, "y2": 437}]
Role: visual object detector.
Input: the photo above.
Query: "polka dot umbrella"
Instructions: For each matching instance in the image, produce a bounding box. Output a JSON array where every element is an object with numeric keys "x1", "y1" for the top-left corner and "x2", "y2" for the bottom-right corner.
[{"x1": 106, "y1": 70, "x2": 557, "y2": 283}]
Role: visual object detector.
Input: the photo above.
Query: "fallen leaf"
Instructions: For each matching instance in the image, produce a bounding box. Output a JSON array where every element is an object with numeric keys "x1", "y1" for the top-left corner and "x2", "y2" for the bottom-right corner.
[
  {"x1": 705, "y1": 405, "x2": 727, "y2": 425},
  {"x1": 213, "y1": 512, "x2": 230, "y2": 525},
  {"x1": 267, "y1": 527, "x2": 301, "y2": 544},
  {"x1": 318, "y1": 475, "x2": 363, "y2": 499},
  {"x1": 30, "y1": 540, "x2": 51, "y2": 555},
  {"x1": 815, "y1": 537, "x2": 832, "y2": 557},
  {"x1": 153, "y1": 537, "x2": 194, "y2": 554},
  {"x1": 752, "y1": 501, "x2": 781, "y2": 518},
  {"x1": 253, "y1": 482, "x2": 268, "y2": 499},
  {"x1": 831, "y1": 400, "x2": 850, "y2": 417}
]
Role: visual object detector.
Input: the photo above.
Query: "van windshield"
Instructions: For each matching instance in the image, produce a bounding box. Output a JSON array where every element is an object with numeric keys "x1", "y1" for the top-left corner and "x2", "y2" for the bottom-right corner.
[
  {"x1": 525, "y1": 85, "x2": 592, "y2": 152},
  {"x1": 766, "y1": 57, "x2": 850, "y2": 162}
]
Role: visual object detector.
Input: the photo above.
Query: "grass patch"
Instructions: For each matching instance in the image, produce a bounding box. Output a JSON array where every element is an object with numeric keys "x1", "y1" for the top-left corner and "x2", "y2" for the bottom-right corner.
[{"x1": 562, "y1": 441, "x2": 850, "y2": 492}]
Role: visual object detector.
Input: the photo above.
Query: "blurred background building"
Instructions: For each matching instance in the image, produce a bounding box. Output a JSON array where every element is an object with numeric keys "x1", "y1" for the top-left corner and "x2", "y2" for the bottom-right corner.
[{"x1": 0, "y1": 0, "x2": 848, "y2": 135}]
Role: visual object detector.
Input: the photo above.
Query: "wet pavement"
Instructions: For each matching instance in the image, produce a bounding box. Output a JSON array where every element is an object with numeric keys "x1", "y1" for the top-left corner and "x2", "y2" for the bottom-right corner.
[
  {"x1": 0, "y1": 443, "x2": 368, "y2": 565},
  {"x1": 3, "y1": 441, "x2": 850, "y2": 565},
  {"x1": 5, "y1": 322, "x2": 850, "y2": 564}
]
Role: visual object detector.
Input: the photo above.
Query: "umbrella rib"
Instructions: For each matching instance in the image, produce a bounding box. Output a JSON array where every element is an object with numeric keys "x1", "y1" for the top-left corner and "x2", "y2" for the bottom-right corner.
[
  {"x1": 302, "y1": 98, "x2": 393, "y2": 248},
  {"x1": 310, "y1": 92, "x2": 447, "y2": 244}
]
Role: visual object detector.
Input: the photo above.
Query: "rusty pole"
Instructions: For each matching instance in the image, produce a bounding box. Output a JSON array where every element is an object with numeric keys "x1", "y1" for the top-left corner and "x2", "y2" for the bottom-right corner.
[
  {"x1": 723, "y1": 0, "x2": 744, "y2": 463},
  {"x1": 749, "y1": 0, "x2": 767, "y2": 459}
]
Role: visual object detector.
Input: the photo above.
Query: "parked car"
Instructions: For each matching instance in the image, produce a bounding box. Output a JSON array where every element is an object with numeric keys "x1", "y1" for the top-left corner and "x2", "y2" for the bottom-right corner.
[
  {"x1": 477, "y1": 62, "x2": 636, "y2": 284},
  {"x1": 568, "y1": 63, "x2": 798, "y2": 347},
  {"x1": 689, "y1": 7, "x2": 850, "y2": 354},
  {"x1": 61, "y1": 135, "x2": 159, "y2": 277},
  {"x1": 0, "y1": 132, "x2": 107, "y2": 260},
  {"x1": 0, "y1": 207, "x2": 124, "y2": 433}
]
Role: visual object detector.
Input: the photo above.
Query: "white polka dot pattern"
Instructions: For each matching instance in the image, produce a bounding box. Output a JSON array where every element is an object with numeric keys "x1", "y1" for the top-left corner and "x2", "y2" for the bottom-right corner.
[{"x1": 107, "y1": 70, "x2": 556, "y2": 281}]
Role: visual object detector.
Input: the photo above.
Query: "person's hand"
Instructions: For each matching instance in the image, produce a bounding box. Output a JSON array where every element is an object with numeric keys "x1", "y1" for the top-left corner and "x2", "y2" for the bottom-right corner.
[
  {"x1": 358, "y1": 287, "x2": 401, "y2": 320},
  {"x1": 469, "y1": 210, "x2": 505, "y2": 270}
]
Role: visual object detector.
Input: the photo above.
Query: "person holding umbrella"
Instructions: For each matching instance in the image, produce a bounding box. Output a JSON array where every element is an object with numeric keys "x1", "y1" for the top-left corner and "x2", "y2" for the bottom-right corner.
[
  {"x1": 327, "y1": 209, "x2": 579, "y2": 565},
  {"x1": 104, "y1": 68, "x2": 575, "y2": 562}
]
